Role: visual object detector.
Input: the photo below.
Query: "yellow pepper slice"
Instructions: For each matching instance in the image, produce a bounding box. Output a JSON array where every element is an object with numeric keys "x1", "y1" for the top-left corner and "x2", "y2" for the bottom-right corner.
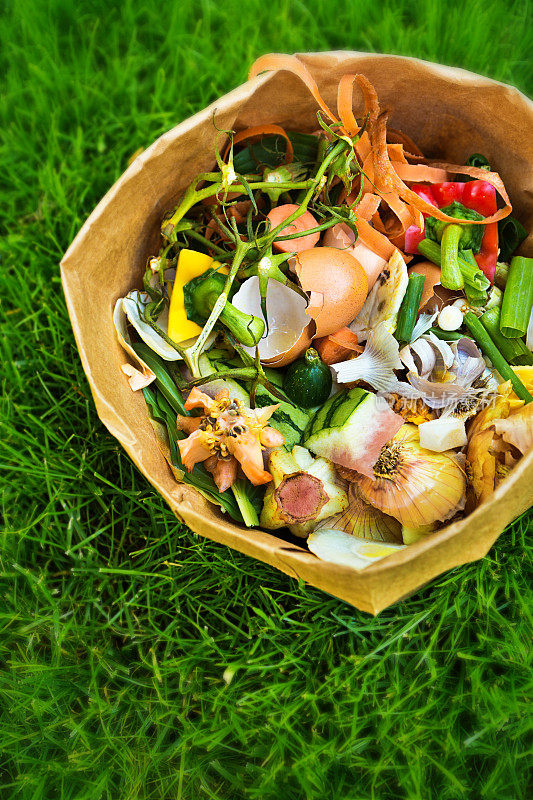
[{"x1": 168, "y1": 250, "x2": 228, "y2": 344}]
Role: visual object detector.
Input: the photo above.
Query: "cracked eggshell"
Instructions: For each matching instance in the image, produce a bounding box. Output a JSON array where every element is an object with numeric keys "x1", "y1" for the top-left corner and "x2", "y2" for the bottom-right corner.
[
  {"x1": 231, "y1": 276, "x2": 313, "y2": 367},
  {"x1": 293, "y1": 247, "x2": 368, "y2": 338}
]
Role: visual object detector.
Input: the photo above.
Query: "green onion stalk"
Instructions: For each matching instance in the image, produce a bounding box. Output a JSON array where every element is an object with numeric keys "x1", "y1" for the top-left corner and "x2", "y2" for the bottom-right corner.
[
  {"x1": 463, "y1": 312, "x2": 532, "y2": 403},
  {"x1": 500, "y1": 256, "x2": 533, "y2": 338},
  {"x1": 417, "y1": 239, "x2": 490, "y2": 292},
  {"x1": 395, "y1": 273, "x2": 425, "y2": 344}
]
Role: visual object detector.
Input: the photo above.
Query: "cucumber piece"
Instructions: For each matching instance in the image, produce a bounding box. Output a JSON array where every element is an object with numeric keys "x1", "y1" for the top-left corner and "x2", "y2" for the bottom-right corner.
[
  {"x1": 254, "y1": 384, "x2": 310, "y2": 448},
  {"x1": 304, "y1": 388, "x2": 386, "y2": 468},
  {"x1": 283, "y1": 348, "x2": 332, "y2": 409}
]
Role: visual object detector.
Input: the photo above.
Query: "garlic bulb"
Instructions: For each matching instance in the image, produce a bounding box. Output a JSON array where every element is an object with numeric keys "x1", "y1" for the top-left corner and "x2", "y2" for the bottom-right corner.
[{"x1": 355, "y1": 424, "x2": 466, "y2": 527}]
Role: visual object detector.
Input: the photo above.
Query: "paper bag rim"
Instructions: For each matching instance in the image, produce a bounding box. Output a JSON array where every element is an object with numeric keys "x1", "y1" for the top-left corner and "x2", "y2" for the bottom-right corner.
[{"x1": 61, "y1": 51, "x2": 533, "y2": 614}]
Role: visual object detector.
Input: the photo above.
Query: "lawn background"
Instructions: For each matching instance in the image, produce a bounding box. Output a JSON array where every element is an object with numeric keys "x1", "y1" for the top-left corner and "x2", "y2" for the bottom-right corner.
[{"x1": 1, "y1": 1, "x2": 532, "y2": 798}]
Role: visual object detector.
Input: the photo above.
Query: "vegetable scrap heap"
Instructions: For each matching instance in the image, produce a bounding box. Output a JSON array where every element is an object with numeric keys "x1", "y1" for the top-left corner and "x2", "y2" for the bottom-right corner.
[{"x1": 115, "y1": 56, "x2": 533, "y2": 568}]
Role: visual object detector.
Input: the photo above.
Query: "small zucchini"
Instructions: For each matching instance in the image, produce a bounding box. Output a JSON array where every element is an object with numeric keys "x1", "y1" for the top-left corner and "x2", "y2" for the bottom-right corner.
[{"x1": 283, "y1": 348, "x2": 332, "y2": 409}]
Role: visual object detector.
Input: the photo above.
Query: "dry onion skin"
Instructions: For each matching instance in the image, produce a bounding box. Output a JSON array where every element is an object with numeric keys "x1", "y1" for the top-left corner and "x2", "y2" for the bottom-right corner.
[
  {"x1": 355, "y1": 425, "x2": 466, "y2": 528},
  {"x1": 314, "y1": 483, "x2": 402, "y2": 543}
]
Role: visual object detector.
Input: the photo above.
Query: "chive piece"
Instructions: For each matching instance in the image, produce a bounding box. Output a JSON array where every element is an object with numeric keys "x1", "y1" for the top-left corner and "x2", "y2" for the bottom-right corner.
[
  {"x1": 494, "y1": 261, "x2": 509, "y2": 290},
  {"x1": 132, "y1": 341, "x2": 186, "y2": 415},
  {"x1": 395, "y1": 273, "x2": 425, "y2": 343},
  {"x1": 463, "y1": 312, "x2": 532, "y2": 403},
  {"x1": 439, "y1": 225, "x2": 465, "y2": 289},
  {"x1": 500, "y1": 256, "x2": 533, "y2": 338},
  {"x1": 461, "y1": 249, "x2": 488, "y2": 306},
  {"x1": 429, "y1": 327, "x2": 470, "y2": 342},
  {"x1": 417, "y1": 239, "x2": 490, "y2": 291},
  {"x1": 498, "y1": 216, "x2": 527, "y2": 262},
  {"x1": 480, "y1": 308, "x2": 533, "y2": 366}
]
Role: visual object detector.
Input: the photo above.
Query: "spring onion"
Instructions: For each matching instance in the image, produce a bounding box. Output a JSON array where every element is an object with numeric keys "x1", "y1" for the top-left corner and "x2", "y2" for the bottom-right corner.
[
  {"x1": 480, "y1": 308, "x2": 533, "y2": 366},
  {"x1": 429, "y1": 327, "x2": 470, "y2": 342},
  {"x1": 461, "y1": 249, "x2": 488, "y2": 306},
  {"x1": 500, "y1": 256, "x2": 533, "y2": 338},
  {"x1": 463, "y1": 312, "x2": 532, "y2": 403},
  {"x1": 417, "y1": 239, "x2": 490, "y2": 291},
  {"x1": 395, "y1": 273, "x2": 425, "y2": 343}
]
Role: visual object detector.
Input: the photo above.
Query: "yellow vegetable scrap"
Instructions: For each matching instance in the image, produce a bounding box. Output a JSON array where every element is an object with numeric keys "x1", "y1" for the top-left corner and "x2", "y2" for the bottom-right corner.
[{"x1": 167, "y1": 249, "x2": 228, "y2": 344}]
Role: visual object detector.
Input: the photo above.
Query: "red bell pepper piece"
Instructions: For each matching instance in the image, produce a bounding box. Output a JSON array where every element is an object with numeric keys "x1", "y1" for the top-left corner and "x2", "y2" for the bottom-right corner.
[{"x1": 405, "y1": 180, "x2": 498, "y2": 283}]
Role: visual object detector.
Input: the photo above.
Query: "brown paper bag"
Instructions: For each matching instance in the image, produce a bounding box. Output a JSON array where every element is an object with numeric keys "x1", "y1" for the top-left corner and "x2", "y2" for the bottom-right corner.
[{"x1": 60, "y1": 52, "x2": 533, "y2": 614}]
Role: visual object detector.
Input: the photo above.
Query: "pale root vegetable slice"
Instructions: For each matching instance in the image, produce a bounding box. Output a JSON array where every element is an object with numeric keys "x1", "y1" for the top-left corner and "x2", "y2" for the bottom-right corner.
[
  {"x1": 418, "y1": 418, "x2": 468, "y2": 452},
  {"x1": 231, "y1": 276, "x2": 312, "y2": 366},
  {"x1": 307, "y1": 530, "x2": 404, "y2": 570},
  {"x1": 267, "y1": 204, "x2": 320, "y2": 253},
  {"x1": 293, "y1": 247, "x2": 368, "y2": 337}
]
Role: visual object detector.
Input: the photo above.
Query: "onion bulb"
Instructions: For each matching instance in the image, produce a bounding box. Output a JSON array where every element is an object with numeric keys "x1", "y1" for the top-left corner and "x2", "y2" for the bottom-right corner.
[{"x1": 355, "y1": 424, "x2": 466, "y2": 527}]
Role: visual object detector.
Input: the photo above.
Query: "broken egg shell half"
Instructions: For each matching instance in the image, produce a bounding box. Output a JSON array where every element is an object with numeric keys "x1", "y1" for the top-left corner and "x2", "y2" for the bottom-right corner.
[
  {"x1": 293, "y1": 247, "x2": 369, "y2": 338},
  {"x1": 122, "y1": 290, "x2": 200, "y2": 361},
  {"x1": 323, "y1": 222, "x2": 388, "y2": 290},
  {"x1": 231, "y1": 276, "x2": 313, "y2": 367},
  {"x1": 407, "y1": 261, "x2": 461, "y2": 313}
]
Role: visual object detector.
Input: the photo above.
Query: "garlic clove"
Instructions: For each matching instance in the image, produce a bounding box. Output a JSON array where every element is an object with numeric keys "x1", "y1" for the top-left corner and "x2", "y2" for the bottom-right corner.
[
  {"x1": 437, "y1": 305, "x2": 463, "y2": 331},
  {"x1": 418, "y1": 418, "x2": 467, "y2": 452}
]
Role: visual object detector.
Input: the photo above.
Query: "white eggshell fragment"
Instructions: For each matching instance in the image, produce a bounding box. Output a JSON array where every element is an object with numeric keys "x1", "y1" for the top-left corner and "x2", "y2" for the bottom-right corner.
[
  {"x1": 123, "y1": 291, "x2": 182, "y2": 361},
  {"x1": 418, "y1": 417, "x2": 467, "y2": 452},
  {"x1": 307, "y1": 529, "x2": 405, "y2": 569},
  {"x1": 231, "y1": 276, "x2": 312, "y2": 363},
  {"x1": 122, "y1": 290, "x2": 203, "y2": 361}
]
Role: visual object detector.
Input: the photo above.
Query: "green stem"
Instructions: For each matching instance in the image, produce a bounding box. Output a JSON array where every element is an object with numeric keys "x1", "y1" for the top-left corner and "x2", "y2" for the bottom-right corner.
[
  {"x1": 480, "y1": 308, "x2": 533, "y2": 366},
  {"x1": 183, "y1": 238, "x2": 250, "y2": 376},
  {"x1": 463, "y1": 312, "x2": 532, "y2": 403},
  {"x1": 429, "y1": 327, "x2": 471, "y2": 342},
  {"x1": 500, "y1": 256, "x2": 533, "y2": 338},
  {"x1": 184, "y1": 228, "x2": 229, "y2": 256},
  {"x1": 256, "y1": 139, "x2": 348, "y2": 248},
  {"x1": 185, "y1": 368, "x2": 257, "y2": 388},
  {"x1": 417, "y1": 239, "x2": 489, "y2": 291},
  {"x1": 272, "y1": 218, "x2": 339, "y2": 241},
  {"x1": 395, "y1": 273, "x2": 425, "y2": 343},
  {"x1": 231, "y1": 480, "x2": 260, "y2": 528},
  {"x1": 462, "y1": 249, "x2": 488, "y2": 306},
  {"x1": 439, "y1": 224, "x2": 464, "y2": 290},
  {"x1": 165, "y1": 180, "x2": 316, "y2": 237}
]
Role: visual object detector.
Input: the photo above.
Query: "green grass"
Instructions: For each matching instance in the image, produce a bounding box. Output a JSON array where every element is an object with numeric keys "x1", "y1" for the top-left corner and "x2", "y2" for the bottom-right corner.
[{"x1": 1, "y1": 0, "x2": 532, "y2": 797}]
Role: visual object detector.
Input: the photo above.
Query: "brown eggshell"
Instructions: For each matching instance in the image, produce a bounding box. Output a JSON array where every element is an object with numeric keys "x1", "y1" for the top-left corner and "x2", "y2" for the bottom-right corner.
[
  {"x1": 262, "y1": 323, "x2": 314, "y2": 368},
  {"x1": 293, "y1": 247, "x2": 369, "y2": 338}
]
